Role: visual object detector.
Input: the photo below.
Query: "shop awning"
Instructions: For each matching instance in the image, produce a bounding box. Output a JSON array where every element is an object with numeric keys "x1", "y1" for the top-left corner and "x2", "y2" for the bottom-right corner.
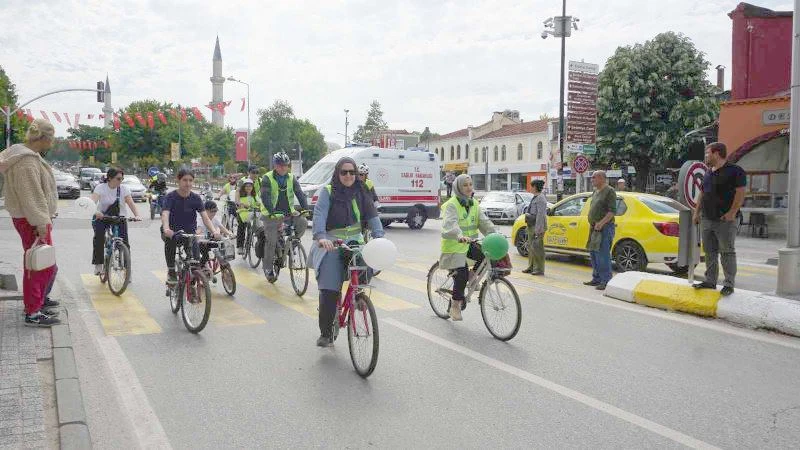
[{"x1": 443, "y1": 162, "x2": 469, "y2": 172}]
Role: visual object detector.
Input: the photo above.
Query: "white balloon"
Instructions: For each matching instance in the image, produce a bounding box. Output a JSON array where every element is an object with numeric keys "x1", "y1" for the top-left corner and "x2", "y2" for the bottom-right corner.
[
  {"x1": 361, "y1": 237, "x2": 398, "y2": 271},
  {"x1": 74, "y1": 197, "x2": 97, "y2": 218}
]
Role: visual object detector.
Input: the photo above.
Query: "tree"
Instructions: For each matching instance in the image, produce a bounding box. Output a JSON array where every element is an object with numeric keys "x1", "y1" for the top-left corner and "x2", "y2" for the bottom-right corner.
[
  {"x1": 202, "y1": 125, "x2": 235, "y2": 164},
  {"x1": 538, "y1": 113, "x2": 552, "y2": 121},
  {"x1": 0, "y1": 66, "x2": 30, "y2": 146},
  {"x1": 352, "y1": 100, "x2": 387, "y2": 143},
  {"x1": 596, "y1": 32, "x2": 719, "y2": 190},
  {"x1": 67, "y1": 125, "x2": 112, "y2": 164},
  {"x1": 419, "y1": 127, "x2": 432, "y2": 148},
  {"x1": 251, "y1": 100, "x2": 326, "y2": 170}
]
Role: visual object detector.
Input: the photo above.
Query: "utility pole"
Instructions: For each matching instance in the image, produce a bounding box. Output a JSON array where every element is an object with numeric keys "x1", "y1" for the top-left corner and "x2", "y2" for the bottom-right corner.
[{"x1": 344, "y1": 109, "x2": 350, "y2": 147}]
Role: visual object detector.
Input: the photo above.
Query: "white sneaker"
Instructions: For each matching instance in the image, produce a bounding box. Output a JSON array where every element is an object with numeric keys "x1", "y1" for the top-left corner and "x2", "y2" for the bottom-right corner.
[
  {"x1": 450, "y1": 300, "x2": 463, "y2": 321},
  {"x1": 94, "y1": 264, "x2": 103, "y2": 275}
]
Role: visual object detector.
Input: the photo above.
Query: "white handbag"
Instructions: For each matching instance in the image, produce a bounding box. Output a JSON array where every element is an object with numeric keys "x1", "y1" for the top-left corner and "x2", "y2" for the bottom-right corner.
[{"x1": 25, "y1": 238, "x2": 56, "y2": 271}]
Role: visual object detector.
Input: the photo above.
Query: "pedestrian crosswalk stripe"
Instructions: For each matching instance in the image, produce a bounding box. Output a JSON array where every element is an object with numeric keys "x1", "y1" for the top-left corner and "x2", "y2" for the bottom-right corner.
[
  {"x1": 390, "y1": 261, "x2": 539, "y2": 295},
  {"x1": 151, "y1": 271, "x2": 265, "y2": 327},
  {"x1": 80, "y1": 274, "x2": 162, "y2": 336},
  {"x1": 235, "y1": 269, "x2": 319, "y2": 318}
]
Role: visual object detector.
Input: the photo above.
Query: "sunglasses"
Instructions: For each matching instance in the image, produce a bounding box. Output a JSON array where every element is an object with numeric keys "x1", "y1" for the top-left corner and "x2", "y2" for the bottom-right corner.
[
  {"x1": 114, "y1": 176, "x2": 123, "y2": 181},
  {"x1": 339, "y1": 170, "x2": 357, "y2": 176}
]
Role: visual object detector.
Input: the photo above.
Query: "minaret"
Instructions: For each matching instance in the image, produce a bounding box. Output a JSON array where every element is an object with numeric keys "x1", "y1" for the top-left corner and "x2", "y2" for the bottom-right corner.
[
  {"x1": 210, "y1": 36, "x2": 225, "y2": 128},
  {"x1": 102, "y1": 75, "x2": 113, "y2": 128}
]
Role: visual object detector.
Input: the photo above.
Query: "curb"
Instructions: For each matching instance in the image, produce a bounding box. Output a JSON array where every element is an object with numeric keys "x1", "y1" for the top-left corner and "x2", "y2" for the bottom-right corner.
[
  {"x1": 604, "y1": 271, "x2": 800, "y2": 337},
  {"x1": 51, "y1": 320, "x2": 92, "y2": 449}
]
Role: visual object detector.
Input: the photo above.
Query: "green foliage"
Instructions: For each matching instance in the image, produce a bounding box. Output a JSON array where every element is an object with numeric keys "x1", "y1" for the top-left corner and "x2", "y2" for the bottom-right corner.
[
  {"x1": 251, "y1": 100, "x2": 326, "y2": 171},
  {"x1": 352, "y1": 100, "x2": 388, "y2": 143},
  {"x1": 0, "y1": 66, "x2": 30, "y2": 145},
  {"x1": 67, "y1": 124, "x2": 112, "y2": 164},
  {"x1": 596, "y1": 32, "x2": 719, "y2": 188}
]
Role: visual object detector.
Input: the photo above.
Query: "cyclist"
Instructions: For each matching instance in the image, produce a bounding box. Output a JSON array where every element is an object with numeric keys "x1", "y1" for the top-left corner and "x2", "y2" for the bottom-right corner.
[
  {"x1": 219, "y1": 174, "x2": 238, "y2": 216},
  {"x1": 236, "y1": 178, "x2": 262, "y2": 255},
  {"x1": 439, "y1": 174, "x2": 495, "y2": 321},
  {"x1": 89, "y1": 167, "x2": 142, "y2": 276},
  {"x1": 148, "y1": 172, "x2": 168, "y2": 210},
  {"x1": 260, "y1": 152, "x2": 309, "y2": 278},
  {"x1": 196, "y1": 200, "x2": 233, "y2": 238},
  {"x1": 357, "y1": 163, "x2": 380, "y2": 235},
  {"x1": 310, "y1": 157, "x2": 384, "y2": 347},
  {"x1": 235, "y1": 165, "x2": 261, "y2": 203},
  {"x1": 161, "y1": 169, "x2": 220, "y2": 283}
]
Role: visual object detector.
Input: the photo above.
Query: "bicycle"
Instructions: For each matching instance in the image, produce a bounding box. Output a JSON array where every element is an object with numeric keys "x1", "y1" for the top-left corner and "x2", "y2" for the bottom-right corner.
[
  {"x1": 264, "y1": 211, "x2": 310, "y2": 296},
  {"x1": 220, "y1": 197, "x2": 238, "y2": 236},
  {"x1": 426, "y1": 240, "x2": 521, "y2": 341},
  {"x1": 203, "y1": 237, "x2": 237, "y2": 296},
  {"x1": 326, "y1": 240, "x2": 379, "y2": 378},
  {"x1": 241, "y1": 206, "x2": 262, "y2": 268},
  {"x1": 96, "y1": 216, "x2": 138, "y2": 296},
  {"x1": 166, "y1": 232, "x2": 214, "y2": 333}
]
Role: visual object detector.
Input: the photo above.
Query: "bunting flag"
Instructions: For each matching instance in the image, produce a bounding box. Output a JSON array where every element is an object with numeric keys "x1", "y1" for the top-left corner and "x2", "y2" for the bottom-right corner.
[
  {"x1": 113, "y1": 114, "x2": 120, "y2": 132},
  {"x1": 99, "y1": 114, "x2": 105, "y2": 119},
  {"x1": 73, "y1": 113, "x2": 80, "y2": 127},
  {"x1": 241, "y1": 97, "x2": 246, "y2": 112},
  {"x1": 87, "y1": 114, "x2": 94, "y2": 120},
  {"x1": 64, "y1": 114, "x2": 71, "y2": 127},
  {"x1": 134, "y1": 112, "x2": 145, "y2": 127},
  {"x1": 157, "y1": 111, "x2": 167, "y2": 125},
  {"x1": 40, "y1": 111, "x2": 49, "y2": 122},
  {"x1": 146, "y1": 111, "x2": 155, "y2": 129},
  {"x1": 191, "y1": 107, "x2": 204, "y2": 121},
  {"x1": 52, "y1": 112, "x2": 62, "y2": 123},
  {"x1": 25, "y1": 110, "x2": 34, "y2": 122},
  {"x1": 123, "y1": 114, "x2": 135, "y2": 128},
  {"x1": 16, "y1": 110, "x2": 25, "y2": 120}
]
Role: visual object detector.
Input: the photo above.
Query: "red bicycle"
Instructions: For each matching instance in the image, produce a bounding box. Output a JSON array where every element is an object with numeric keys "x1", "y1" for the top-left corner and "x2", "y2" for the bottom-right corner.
[
  {"x1": 202, "y1": 237, "x2": 237, "y2": 296},
  {"x1": 329, "y1": 240, "x2": 380, "y2": 378}
]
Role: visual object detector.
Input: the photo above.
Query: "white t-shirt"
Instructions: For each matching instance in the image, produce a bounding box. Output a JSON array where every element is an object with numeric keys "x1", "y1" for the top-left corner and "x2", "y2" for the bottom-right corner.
[
  {"x1": 94, "y1": 183, "x2": 131, "y2": 216},
  {"x1": 196, "y1": 212, "x2": 222, "y2": 235}
]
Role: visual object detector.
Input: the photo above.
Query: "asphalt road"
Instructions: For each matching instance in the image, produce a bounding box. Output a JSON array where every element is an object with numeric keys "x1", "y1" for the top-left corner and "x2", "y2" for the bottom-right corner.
[{"x1": 4, "y1": 196, "x2": 800, "y2": 448}]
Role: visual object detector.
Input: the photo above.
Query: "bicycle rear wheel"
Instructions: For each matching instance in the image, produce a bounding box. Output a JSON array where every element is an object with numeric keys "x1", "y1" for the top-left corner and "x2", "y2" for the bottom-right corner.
[
  {"x1": 107, "y1": 241, "x2": 131, "y2": 296},
  {"x1": 220, "y1": 264, "x2": 236, "y2": 296},
  {"x1": 289, "y1": 241, "x2": 309, "y2": 296},
  {"x1": 246, "y1": 227, "x2": 261, "y2": 268},
  {"x1": 479, "y1": 277, "x2": 521, "y2": 341},
  {"x1": 168, "y1": 278, "x2": 181, "y2": 314},
  {"x1": 426, "y1": 261, "x2": 452, "y2": 319},
  {"x1": 348, "y1": 292, "x2": 379, "y2": 378},
  {"x1": 181, "y1": 270, "x2": 212, "y2": 333}
]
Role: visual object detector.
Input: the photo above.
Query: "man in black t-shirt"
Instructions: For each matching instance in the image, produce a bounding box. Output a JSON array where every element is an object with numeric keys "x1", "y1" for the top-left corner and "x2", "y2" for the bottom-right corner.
[{"x1": 692, "y1": 142, "x2": 746, "y2": 296}]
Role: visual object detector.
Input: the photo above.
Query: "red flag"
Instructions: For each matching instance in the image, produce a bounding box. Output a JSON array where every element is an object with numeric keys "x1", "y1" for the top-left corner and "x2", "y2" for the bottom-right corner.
[
  {"x1": 123, "y1": 114, "x2": 134, "y2": 128},
  {"x1": 113, "y1": 114, "x2": 120, "y2": 131},
  {"x1": 240, "y1": 98, "x2": 246, "y2": 112},
  {"x1": 92, "y1": 141, "x2": 98, "y2": 150},
  {"x1": 64, "y1": 114, "x2": 71, "y2": 127},
  {"x1": 134, "y1": 112, "x2": 145, "y2": 127},
  {"x1": 99, "y1": 114, "x2": 105, "y2": 120},
  {"x1": 25, "y1": 110, "x2": 33, "y2": 122},
  {"x1": 147, "y1": 112, "x2": 155, "y2": 129},
  {"x1": 191, "y1": 107, "x2": 204, "y2": 121},
  {"x1": 68, "y1": 141, "x2": 74, "y2": 149},
  {"x1": 235, "y1": 130, "x2": 248, "y2": 162},
  {"x1": 16, "y1": 110, "x2": 25, "y2": 120},
  {"x1": 157, "y1": 111, "x2": 167, "y2": 124},
  {"x1": 217, "y1": 102, "x2": 227, "y2": 116},
  {"x1": 181, "y1": 108, "x2": 187, "y2": 122},
  {"x1": 52, "y1": 112, "x2": 62, "y2": 123},
  {"x1": 40, "y1": 111, "x2": 50, "y2": 122}
]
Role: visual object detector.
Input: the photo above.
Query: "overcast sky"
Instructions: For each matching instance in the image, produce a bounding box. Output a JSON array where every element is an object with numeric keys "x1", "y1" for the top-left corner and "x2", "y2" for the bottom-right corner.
[{"x1": 0, "y1": 0, "x2": 794, "y2": 146}]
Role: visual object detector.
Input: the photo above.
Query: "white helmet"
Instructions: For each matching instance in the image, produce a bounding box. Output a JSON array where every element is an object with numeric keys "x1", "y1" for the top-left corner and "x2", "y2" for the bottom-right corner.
[
  {"x1": 358, "y1": 163, "x2": 369, "y2": 175},
  {"x1": 242, "y1": 178, "x2": 254, "y2": 185}
]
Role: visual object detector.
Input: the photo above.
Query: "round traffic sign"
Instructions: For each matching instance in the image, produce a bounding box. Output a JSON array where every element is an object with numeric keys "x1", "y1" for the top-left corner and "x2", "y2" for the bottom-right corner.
[
  {"x1": 148, "y1": 166, "x2": 159, "y2": 177},
  {"x1": 682, "y1": 162, "x2": 707, "y2": 209},
  {"x1": 573, "y1": 155, "x2": 590, "y2": 174}
]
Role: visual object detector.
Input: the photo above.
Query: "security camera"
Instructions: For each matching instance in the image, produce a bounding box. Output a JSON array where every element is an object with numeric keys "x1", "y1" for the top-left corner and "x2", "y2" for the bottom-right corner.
[{"x1": 541, "y1": 31, "x2": 549, "y2": 39}]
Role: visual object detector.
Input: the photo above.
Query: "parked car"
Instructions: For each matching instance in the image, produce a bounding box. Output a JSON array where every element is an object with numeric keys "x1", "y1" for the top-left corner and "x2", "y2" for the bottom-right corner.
[
  {"x1": 479, "y1": 191, "x2": 528, "y2": 224},
  {"x1": 54, "y1": 173, "x2": 81, "y2": 199},
  {"x1": 89, "y1": 173, "x2": 105, "y2": 191},
  {"x1": 121, "y1": 175, "x2": 148, "y2": 202},
  {"x1": 79, "y1": 167, "x2": 102, "y2": 189},
  {"x1": 510, "y1": 191, "x2": 689, "y2": 274}
]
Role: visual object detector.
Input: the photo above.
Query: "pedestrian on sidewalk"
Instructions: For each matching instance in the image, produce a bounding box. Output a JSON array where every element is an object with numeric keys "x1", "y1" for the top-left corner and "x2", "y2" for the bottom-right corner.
[
  {"x1": 522, "y1": 179, "x2": 547, "y2": 275},
  {"x1": 0, "y1": 119, "x2": 61, "y2": 326},
  {"x1": 444, "y1": 171, "x2": 455, "y2": 198},
  {"x1": 584, "y1": 170, "x2": 617, "y2": 290},
  {"x1": 616, "y1": 178, "x2": 627, "y2": 191},
  {"x1": 692, "y1": 142, "x2": 746, "y2": 296}
]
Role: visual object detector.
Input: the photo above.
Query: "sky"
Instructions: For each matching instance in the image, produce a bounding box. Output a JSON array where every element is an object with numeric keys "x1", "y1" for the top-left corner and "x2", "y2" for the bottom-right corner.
[{"x1": 0, "y1": 0, "x2": 794, "y2": 147}]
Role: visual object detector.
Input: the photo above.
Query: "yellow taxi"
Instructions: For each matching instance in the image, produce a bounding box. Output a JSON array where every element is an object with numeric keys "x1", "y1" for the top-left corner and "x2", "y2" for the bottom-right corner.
[{"x1": 511, "y1": 191, "x2": 689, "y2": 273}]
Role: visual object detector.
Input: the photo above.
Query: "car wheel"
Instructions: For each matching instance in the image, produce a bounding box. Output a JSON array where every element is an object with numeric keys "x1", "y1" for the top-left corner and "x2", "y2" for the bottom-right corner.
[
  {"x1": 380, "y1": 219, "x2": 393, "y2": 228},
  {"x1": 666, "y1": 263, "x2": 689, "y2": 275},
  {"x1": 406, "y1": 206, "x2": 426, "y2": 230},
  {"x1": 613, "y1": 240, "x2": 647, "y2": 272},
  {"x1": 514, "y1": 227, "x2": 529, "y2": 257}
]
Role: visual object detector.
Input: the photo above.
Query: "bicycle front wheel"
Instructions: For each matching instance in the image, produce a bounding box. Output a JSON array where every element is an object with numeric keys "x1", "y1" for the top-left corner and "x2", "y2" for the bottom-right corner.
[
  {"x1": 220, "y1": 264, "x2": 236, "y2": 296},
  {"x1": 479, "y1": 277, "x2": 521, "y2": 341},
  {"x1": 181, "y1": 270, "x2": 212, "y2": 333},
  {"x1": 168, "y1": 278, "x2": 181, "y2": 314},
  {"x1": 288, "y1": 241, "x2": 309, "y2": 296},
  {"x1": 426, "y1": 261, "x2": 452, "y2": 319},
  {"x1": 107, "y1": 241, "x2": 131, "y2": 296},
  {"x1": 246, "y1": 227, "x2": 261, "y2": 268},
  {"x1": 348, "y1": 292, "x2": 379, "y2": 378}
]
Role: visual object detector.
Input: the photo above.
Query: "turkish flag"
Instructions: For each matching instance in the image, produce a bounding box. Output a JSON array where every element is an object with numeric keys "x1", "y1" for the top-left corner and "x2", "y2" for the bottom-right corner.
[
  {"x1": 235, "y1": 130, "x2": 248, "y2": 162},
  {"x1": 123, "y1": 114, "x2": 135, "y2": 128},
  {"x1": 52, "y1": 112, "x2": 62, "y2": 123},
  {"x1": 241, "y1": 98, "x2": 246, "y2": 112},
  {"x1": 191, "y1": 107, "x2": 204, "y2": 121},
  {"x1": 40, "y1": 111, "x2": 50, "y2": 122},
  {"x1": 113, "y1": 114, "x2": 120, "y2": 131}
]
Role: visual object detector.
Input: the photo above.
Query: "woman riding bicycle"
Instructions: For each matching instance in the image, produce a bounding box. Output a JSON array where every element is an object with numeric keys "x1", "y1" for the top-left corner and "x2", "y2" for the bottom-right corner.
[
  {"x1": 439, "y1": 174, "x2": 495, "y2": 321},
  {"x1": 235, "y1": 178, "x2": 261, "y2": 255},
  {"x1": 310, "y1": 157, "x2": 384, "y2": 347},
  {"x1": 90, "y1": 167, "x2": 142, "y2": 276}
]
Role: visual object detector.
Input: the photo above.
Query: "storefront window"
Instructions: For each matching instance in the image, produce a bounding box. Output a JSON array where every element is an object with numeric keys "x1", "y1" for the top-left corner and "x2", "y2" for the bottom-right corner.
[
  {"x1": 472, "y1": 174, "x2": 486, "y2": 190},
  {"x1": 491, "y1": 174, "x2": 508, "y2": 191},
  {"x1": 748, "y1": 174, "x2": 769, "y2": 193},
  {"x1": 514, "y1": 173, "x2": 528, "y2": 191}
]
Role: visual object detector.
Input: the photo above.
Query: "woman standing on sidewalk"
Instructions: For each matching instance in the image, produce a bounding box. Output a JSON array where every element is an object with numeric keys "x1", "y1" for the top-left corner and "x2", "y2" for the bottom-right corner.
[{"x1": 0, "y1": 119, "x2": 61, "y2": 326}]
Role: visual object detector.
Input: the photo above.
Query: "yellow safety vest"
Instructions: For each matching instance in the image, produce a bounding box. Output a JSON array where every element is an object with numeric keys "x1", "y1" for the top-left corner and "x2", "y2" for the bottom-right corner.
[
  {"x1": 365, "y1": 179, "x2": 374, "y2": 190},
  {"x1": 237, "y1": 196, "x2": 261, "y2": 222},
  {"x1": 261, "y1": 171, "x2": 296, "y2": 215},
  {"x1": 440, "y1": 196, "x2": 479, "y2": 254},
  {"x1": 325, "y1": 184, "x2": 362, "y2": 242}
]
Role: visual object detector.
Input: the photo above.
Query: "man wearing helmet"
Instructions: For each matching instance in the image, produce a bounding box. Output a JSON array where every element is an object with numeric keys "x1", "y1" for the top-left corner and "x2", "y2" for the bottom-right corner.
[{"x1": 260, "y1": 151, "x2": 309, "y2": 277}]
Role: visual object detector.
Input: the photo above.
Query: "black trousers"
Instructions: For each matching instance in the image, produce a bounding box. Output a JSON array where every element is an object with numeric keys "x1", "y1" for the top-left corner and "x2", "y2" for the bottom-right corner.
[
  {"x1": 319, "y1": 289, "x2": 339, "y2": 338},
  {"x1": 92, "y1": 220, "x2": 129, "y2": 265},
  {"x1": 452, "y1": 243, "x2": 484, "y2": 301},
  {"x1": 236, "y1": 217, "x2": 248, "y2": 248},
  {"x1": 161, "y1": 228, "x2": 199, "y2": 271}
]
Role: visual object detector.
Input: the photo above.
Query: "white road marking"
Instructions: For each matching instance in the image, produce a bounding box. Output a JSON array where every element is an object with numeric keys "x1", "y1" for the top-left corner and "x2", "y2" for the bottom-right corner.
[
  {"x1": 384, "y1": 318, "x2": 721, "y2": 450},
  {"x1": 60, "y1": 277, "x2": 173, "y2": 449}
]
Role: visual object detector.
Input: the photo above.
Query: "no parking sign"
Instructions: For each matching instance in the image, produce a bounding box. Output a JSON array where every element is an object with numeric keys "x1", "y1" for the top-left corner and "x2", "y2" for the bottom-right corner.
[{"x1": 677, "y1": 161, "x2": 707, "y2": 209}]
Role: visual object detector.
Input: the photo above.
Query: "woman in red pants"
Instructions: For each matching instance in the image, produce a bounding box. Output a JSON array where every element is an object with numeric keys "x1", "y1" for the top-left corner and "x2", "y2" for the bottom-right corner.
[{"x1": 0, "y1": 119, "x2": 60, "y2": 326}]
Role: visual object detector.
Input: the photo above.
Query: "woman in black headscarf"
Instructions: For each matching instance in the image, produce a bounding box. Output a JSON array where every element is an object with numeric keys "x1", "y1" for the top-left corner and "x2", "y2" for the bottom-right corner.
[{"x1": 309, "y1": 157, "x2": 384, "y2": 347}]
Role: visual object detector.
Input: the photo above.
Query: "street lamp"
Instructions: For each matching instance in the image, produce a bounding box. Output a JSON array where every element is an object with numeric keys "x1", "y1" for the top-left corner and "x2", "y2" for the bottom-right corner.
[
  {"x1": 227, "y1": 76, "x2": 250, "y2": 163},
  {"x1": 542, "y1": 0, "x2": 579, "y2": 201},
  {"x1": 344, "y1": 109, "x2": 350, "y2": 147}
]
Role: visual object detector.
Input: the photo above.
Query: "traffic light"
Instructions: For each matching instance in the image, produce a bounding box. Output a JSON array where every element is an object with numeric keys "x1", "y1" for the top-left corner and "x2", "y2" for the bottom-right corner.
[{"x1": 97, "y1": 81, "x2": 104, "y2": 103}]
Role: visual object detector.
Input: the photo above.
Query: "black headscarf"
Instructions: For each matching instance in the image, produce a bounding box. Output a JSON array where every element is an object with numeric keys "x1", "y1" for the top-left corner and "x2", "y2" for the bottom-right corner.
[{"x1": 326, "y1": 157, "x2": 377, "y2": 230}]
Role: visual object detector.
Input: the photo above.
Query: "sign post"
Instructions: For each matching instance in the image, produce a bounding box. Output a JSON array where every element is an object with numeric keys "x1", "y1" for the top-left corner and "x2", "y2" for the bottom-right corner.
[
  {"x1": 677, "y1": 160, "x2": 707, "y2": 283},
  {"x1": 677, "y1": 160, "x2": 707, "y2": 209}
]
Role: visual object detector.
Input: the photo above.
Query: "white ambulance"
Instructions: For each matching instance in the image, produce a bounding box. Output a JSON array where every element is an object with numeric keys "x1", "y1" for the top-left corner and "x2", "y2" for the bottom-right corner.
[{"x1": 299, "y1": 145, "x2": 441, "y2": 229}]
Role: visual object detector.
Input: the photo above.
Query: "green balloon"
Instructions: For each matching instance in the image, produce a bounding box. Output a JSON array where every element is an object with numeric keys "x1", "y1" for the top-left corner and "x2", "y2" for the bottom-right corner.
[{"x1": 482, "y1": 233, "x2": 509, "y2": 260}]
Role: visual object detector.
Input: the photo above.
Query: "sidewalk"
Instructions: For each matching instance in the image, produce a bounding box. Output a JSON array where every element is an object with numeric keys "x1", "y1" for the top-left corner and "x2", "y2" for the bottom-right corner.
[{"x1": 0, "y1": 238, "x2": 91, "y2": 448}]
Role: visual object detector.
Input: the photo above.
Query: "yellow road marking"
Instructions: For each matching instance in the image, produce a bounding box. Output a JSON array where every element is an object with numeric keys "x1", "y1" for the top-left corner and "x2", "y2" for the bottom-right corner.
[
  {"x1": 235, "y1": 269, "x2": 319, "y2": 318},
  {"x1": 80, "y1": 274, "x2": 162, "y2": 336},
  {"x1": 152, "y1": 271, "x2": 265, "y2": 327},
  {"x1": 390, "y1": 262, "x2": 537, "y2": 295}
]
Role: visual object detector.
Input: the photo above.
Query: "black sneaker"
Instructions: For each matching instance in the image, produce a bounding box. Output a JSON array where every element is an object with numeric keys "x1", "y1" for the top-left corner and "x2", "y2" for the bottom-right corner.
[
  {"x1": 720, "y1": 286, "x2": 734, "y2": 296},
  {"x1": 41, "y1": 308, "x2": 60, "y2": 317},
  {"x1": 167, "y1": 270, "x2": 177, "y2": 284},
  {"x1": 316, "y1": 336, "x2": 333, "y2": 347},
  {"x1": 693, "y1": 281, "x2": 716, "y2": 289},
  {"x1": 584, "y1": 280, "x2": 600, "y2": 286},
  {"x1": 24, "y1": 312, "x2": 61, "y2": 327},
  {"x1": 43, "y1": 298, "x2": 60, "y2": 308}
]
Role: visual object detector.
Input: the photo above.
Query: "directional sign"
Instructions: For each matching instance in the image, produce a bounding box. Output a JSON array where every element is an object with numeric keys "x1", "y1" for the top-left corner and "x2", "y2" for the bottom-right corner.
[
  {"x1": 148, "y1": 166, "x2": 159, "y2": 177},
  {"x1": 573, "y1": 155, "x2": 590, "y2": 174},
  {"x1": 677, "y1": 161, "x2": 707, "y2": 209}
]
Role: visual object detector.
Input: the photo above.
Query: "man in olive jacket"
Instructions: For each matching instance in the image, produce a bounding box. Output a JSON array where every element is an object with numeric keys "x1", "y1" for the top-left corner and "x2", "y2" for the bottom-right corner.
[{"x1": 522, "y1": 179, "x2": 548, "y2": 275}]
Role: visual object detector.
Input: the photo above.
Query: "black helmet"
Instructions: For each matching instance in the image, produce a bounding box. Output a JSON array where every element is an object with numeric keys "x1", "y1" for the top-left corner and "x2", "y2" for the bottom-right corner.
[
  {"x1": 272, "y1": 152, "x2": 290, "y2": 166},
  {"x1": 156, "y1": 173, "x2": 166, "y2": 182}
]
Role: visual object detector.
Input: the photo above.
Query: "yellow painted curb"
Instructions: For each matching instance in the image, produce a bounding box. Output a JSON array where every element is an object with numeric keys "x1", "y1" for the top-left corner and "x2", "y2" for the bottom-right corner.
[{"x1": 633, "y1": 280, "x2": 721, "y2": 317}]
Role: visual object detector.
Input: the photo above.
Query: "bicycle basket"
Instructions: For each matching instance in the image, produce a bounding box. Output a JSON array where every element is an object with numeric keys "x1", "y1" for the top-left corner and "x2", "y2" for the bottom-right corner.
[
  {"x1": 220, "y1": 238, "x2": 236, "y2": 261},
  {"x1": 491, "y1": 254, "x2": 512, "y2": 276}
]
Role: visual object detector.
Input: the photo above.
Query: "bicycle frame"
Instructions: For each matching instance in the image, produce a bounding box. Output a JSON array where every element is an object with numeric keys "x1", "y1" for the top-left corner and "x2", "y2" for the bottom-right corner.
[{"x1": 337, "y1": 246, "x2": 372, "y2": 331}]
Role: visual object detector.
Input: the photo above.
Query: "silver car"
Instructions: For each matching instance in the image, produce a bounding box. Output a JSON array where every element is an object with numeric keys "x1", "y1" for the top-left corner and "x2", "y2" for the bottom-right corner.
[
  {"x1": 479, "y1": 192, "x2": 527, "y2": 224},
  {"x1": 121, "y1": 175, "x2": 147, "y2": 202}
]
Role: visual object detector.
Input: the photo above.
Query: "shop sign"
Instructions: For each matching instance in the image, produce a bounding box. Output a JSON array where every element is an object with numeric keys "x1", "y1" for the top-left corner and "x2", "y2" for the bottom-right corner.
[{"x1": 762, "y1": 109, "x2": 790, "y2": 125}]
